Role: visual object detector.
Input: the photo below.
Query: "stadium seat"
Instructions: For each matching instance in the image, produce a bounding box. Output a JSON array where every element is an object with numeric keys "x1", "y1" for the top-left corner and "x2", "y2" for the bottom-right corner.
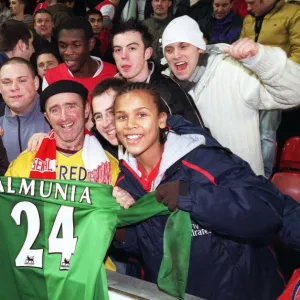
[
  {"x1": 271, "y1": 172, "x2": 300, "y2": 203},
  {"x1": 279, "y1": 137, "x2": 300, "y2": 171}
]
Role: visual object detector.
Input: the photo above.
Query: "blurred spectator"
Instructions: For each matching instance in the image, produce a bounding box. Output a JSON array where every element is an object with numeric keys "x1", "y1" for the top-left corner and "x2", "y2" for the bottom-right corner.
[
  {"x1": 241, "y1": 0, "x2": 300, "y2": 177},
  {"x1": 0, "y1": 58, "x2": 50, "y2": 162},
  {"x1": 34, "y1": 0, "x2": 49, "y2": 14},
  {"x1": 43, "y1": 17, "x2": 116, "y2": 106},
  {"x1": 199, "y1": 0, "x2": 243, "y2": 44},
  {"x1": 61, "y1": 0, "x2": 75, "y2": 16},
  {"x1": 47, "y1": 0, "x2": 72, "y2": 30},
  {"x1": 112, "y1": 20, "x2": 204, "y2": 127},
  {"x1": 33, "y1": 9, "x2": 58, "y2": 57},
  {"x1": 231, "y1": 0, "x2": 247, "y2": 17},
  {"x1": 162, "y1": 16, "x2": 300, "y2": 176},
  {"x1": 115, "y1": 0, "x2": 153, "y2": 22},
  {"x1": 10, "y1": 0, "x2": 33, "y2": 29},
  {"x1": 0, "y1": 19, "x2": 34, "y2": 105},
  {"x1": 36, "y1": 47, "x2": 60, "y2": 78},
  {"x1": 0, "y1": 19, "x2": 34, "y2": 66},
  {"x1": 34, "y1": 9, "x2": 54, "y2": 43},
  {"x1": 94, "y1": 0, "x2": 119, "y2": 28},
  {"x1": 143, "y1": 0, "x2": 173, "y2": 66},
  {"x1": 174, "y1": 0, "x2": 212, "y2": 23},
  {"x1": 0, "y1": 0, "x2": 10, "y2": 25},
  {"x1": 0, "y1": 136, "x2": 8, "y2": 175},
  {"x1": 85, "y1": 9, "x2": 108, "y2": 57},
  {"x1": 241, "y1": 0, "x2": 300, "y2": 63}
]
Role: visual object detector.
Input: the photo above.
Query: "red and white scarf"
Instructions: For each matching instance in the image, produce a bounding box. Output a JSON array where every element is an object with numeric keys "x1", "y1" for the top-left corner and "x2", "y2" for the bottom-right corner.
[{"x1": 29, "y1": 129, "x2": 111, "y2": 184}]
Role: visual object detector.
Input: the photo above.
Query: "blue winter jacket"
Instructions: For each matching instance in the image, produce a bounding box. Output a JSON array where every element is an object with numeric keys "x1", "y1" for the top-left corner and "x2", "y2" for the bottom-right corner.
[{"x1": 116, "y1": 115, "x2": 287, "y2": 300}]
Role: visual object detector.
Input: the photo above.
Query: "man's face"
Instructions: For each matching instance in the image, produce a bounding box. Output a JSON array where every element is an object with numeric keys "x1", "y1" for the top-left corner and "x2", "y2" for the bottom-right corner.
[
  {"x1": 112, "y1": 31, "x2": 152, "y2": 82},
  {"x1": 44, "y1": 93, "x2": 90, "y2": 149},
  {"x1": 37, "y1": 53, "x2": 59, "y2": 78},
  {"x1": 88, "y1": 14, "x2": 103, "y2": 35},
  {"x1": 152, "y1": 0, "x2": 171, "y2": 18},
  {"x1": 213, "y1": 0, "x2": 232, "y2": 19},
  {"x1": 34, "y1": 12, "x2": 54, "y2": 39},
  {"x1": 10, "y1": 0, "x2": 23, "y2": 16},
  {"x1": 164, "y1": 42, "x2": 203, "y2": 81},
  {"x1": 92, "y1": 90, "x2": 118, "y2": 146},
  {"x1": 0, "y1": 63, "x2": 39, "y2": 115},
  {"x1": 58, "y1": 29, "x2": 91, "y2": 74},
  {"x1": 246, "y1": 0, "x2": 275, "y2": 17}
]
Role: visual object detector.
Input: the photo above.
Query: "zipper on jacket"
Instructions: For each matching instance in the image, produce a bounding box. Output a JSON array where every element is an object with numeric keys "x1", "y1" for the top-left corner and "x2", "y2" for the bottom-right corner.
[{"x1": 17, "y1": 115, "x2": 23, "y2": 154}]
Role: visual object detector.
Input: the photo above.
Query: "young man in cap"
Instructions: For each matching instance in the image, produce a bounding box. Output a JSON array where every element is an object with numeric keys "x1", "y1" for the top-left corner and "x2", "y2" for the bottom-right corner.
[
  {"x1": 162, "y1": 15, "x2": 300, "y2": 177},
  {"x1": 6, "y1": 80, "x2": 119, "y2": 187},
  {"x1": 6, "y1": 79, "x2": 120, "y2": 272}
]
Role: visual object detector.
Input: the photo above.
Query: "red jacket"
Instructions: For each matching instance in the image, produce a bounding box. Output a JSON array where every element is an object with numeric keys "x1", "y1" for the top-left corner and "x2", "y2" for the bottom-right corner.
[
  {"x1": 232, "y1": 0, "x2": 248, "y2": 18},
  {"x1": 44, "y1": 60, "x2": 117, "y2": 103}
]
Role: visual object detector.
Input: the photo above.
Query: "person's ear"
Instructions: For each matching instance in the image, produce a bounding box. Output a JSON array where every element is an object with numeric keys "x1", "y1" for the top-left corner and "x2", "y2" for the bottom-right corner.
[
  {"x1": 144, "y1": 47, "x2": 153, "y2": 60},
  {"x1": 88, "y1": 37, "x2": 96, "y2": 52},
  {"x1": 17, "y1": 40, "x2": 26, "y2": 53},
  {"x1": 168, "y1": 1, "x2": 172, "y2": 8},
  {"x1": 159, "y1": 112, "x2": 167, "y2": 129},
  {"x1": 84, "y1": 102, "x2": 91, "y2": 119},
  {"x1": 44, "y1": 112, "x2": 51, "y2": 125},
  {"x1": 34, "y1": 76, "x2": 39, "y2": 91}
]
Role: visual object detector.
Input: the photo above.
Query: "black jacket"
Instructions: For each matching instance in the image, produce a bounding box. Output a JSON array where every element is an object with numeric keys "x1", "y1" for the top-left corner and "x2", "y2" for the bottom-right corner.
[
  {"x1": 116, "y1": 115, "x2": 286, "y2": 299},
  {"x1": 175, "y1": 0, "x2": 212, "y2": 23},
  {"x1": 149, "y1": 66, "x2": 205, "y2": 128}
]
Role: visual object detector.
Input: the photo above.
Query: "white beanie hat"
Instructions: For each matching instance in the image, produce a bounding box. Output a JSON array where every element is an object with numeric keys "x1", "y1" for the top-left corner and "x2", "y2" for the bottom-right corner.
[{"x1": 162, "y1": 16, "x2": 206, "y2": 54}]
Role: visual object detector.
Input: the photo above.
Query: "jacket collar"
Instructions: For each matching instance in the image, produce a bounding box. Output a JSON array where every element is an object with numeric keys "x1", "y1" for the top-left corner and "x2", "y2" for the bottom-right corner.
[{"x1": 4, "y1": 95, "x2": 41, "y2": 120}]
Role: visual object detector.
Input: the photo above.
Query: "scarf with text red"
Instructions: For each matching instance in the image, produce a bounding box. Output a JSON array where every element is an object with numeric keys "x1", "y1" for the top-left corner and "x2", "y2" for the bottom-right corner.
[{"x1": 29, "y1": 129, "x2": 111, "y2": 184}]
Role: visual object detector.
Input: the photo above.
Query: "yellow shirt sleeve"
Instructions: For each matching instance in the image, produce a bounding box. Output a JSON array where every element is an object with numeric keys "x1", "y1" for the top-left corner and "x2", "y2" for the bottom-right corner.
[{"x1": 5, "y1": 150, "x2": 36, "y2": 178}]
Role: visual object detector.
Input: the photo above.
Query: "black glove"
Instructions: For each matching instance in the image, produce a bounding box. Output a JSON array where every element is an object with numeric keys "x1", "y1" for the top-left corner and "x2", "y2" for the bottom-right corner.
[{"x1": 156, "y1": 181, "x2": 188, "y2": 211}]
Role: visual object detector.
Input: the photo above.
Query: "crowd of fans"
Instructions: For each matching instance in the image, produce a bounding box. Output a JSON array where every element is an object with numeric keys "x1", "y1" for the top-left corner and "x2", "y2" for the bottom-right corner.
[{"x1": 0, "y1": 0, "x2": 300, "y2": 298}]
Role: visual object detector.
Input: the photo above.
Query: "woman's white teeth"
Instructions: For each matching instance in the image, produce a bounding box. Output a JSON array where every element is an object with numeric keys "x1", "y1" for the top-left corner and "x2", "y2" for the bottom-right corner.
[
  {"x1": 175, "y1": 62, "x2": 185, "y2": 66},
  {"x1": 127, "y1": 135, "x2": 141, "y2": 140}
]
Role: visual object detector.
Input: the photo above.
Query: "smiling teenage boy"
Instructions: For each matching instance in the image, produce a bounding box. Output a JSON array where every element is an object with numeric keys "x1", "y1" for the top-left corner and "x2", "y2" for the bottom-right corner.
[{"x1": 111, "y1": 19, "x2": 205, "y2": 127}]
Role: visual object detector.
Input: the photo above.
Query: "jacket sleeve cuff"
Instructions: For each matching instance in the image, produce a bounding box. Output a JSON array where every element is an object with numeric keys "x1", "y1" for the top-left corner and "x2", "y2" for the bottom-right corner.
[
  {"x1": 241, "y1": 44, "x2": 286, "y2": 79},
  {"x1": 240, "y1": 43, "x2": 264, "y2": 66},
  {"x1": 177, "y1": 181, "x2": 193, "y2": 212}
]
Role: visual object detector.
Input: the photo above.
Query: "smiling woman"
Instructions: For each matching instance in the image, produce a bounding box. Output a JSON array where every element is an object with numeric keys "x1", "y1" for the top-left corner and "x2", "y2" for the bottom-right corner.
[{"x1": 112, "y1": 81, "x2": 289, "y2": 299}]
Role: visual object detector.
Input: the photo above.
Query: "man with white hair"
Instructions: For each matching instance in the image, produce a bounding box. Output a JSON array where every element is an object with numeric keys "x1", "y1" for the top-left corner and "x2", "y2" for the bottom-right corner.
[{"x1": 162, "y1": 15, "x2": 300, "y2": 176}]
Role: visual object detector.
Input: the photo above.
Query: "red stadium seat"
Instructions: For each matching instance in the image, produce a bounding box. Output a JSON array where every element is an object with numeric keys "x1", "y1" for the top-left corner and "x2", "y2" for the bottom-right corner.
[
  {"x1": 280, "y1": 137, "x2": 300, "y2": 171},
  {"x1": 271, "y1": 172, "x2": 300, "y2": 203}
]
